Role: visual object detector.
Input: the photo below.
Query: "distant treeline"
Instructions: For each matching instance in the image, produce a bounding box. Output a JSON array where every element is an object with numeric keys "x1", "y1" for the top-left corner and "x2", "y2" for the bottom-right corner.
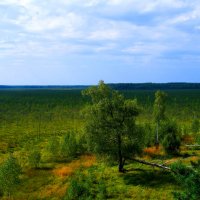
[
  {"x1": 109, "y1": 83, "x2": 200, "y2": 90},
  {"x1": 0, "y1": 85, "x2": 88, "y2": 89},
  {"x1": 0, "y1": 83, "x2": 200, "y2": 90}
]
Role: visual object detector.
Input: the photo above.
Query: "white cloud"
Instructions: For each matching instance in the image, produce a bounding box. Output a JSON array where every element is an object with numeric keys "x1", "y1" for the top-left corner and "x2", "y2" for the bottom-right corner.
[
  {"x1": 0, "y1": 0, "x2": 200, "y2": 60},
  {"x1": 88, "y1": 29, "x2": 121, "y2": 40},
  {"x1": 122, "y1": 42, "x2": 172, "y2": 63},
  {"x1": 166, "y1": 9, "x2": 200, "y2": 25}
]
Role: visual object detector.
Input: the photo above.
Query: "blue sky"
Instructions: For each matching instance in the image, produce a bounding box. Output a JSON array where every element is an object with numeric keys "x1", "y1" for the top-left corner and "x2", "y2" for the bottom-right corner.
[{"x1": 0, "y1": 0, "x2": 200, "y2": 85}]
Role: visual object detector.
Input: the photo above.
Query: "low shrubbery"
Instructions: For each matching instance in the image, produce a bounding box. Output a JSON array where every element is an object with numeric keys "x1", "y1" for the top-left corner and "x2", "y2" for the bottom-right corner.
[
  {"x1": 60, "y1": 131, "x2": 78, "y2": 159},
  {"x1": 28, "y1": 148, "x2": 41, "y2": 168},
  {"x1": 161, "y1": 121, "x2": 181, "y2": 155},
  {"x1": 64, "y1": 167, "x2": 107, "y2": 200},
  {"x1": 46, "y1": 130, "x2": 88, "y2": 162},
  {"x1": 171, "y1": 160, "x2": 200, "y2": 200},
  {"x1": 0, "y1": 155, "x2": 21, "y2": 197}
]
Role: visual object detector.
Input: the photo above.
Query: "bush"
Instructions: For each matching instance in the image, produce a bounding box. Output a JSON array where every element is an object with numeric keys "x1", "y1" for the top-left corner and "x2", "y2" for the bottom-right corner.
[
  {"x1": 64, "y1": 167, "x2": 107, "y2": 200},
  {"x1": 161, "y1": 121, "x2": 181, "y2": 155},
  {"x1": 47, "y1": 136, "x2": 60, "y2": 160},
  {"x1": 171, "y1": 160, "x2": 200, "y2": 200},
  {"x1": 76, "y1": 133, "x2": 88, "y2": 154},
  {"x1": 60, "y1": 131, "x2": 77, "y2": 159},
  {"x1": 65, "y1": 171, "x2": 90, "y2": 200},
  {"x1": 28, "y1": 149, "x2": 41, "y2": 168},
  {"x1": 0, "y1": 155, "x2": 21, "y2": 197},
  {"x1": 191, "y1": 119, "x2": 200, "y2": 143},
  {"x1": 191, "y1": 118, "x2": 200, "y2": 134},
  {"x1": 143, "y1": 123, "x2": 155, "y2": 147}
]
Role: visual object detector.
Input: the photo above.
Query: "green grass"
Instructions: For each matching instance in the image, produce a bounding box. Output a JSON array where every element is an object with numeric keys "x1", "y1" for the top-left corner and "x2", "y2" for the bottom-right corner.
[{"x1": 62, "y1": 160, "x2": 180, "y2": 200}]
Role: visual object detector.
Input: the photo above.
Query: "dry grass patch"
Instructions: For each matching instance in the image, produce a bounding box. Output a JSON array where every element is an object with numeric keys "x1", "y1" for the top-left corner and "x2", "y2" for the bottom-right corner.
[
  {"x1": 183, "y1": 156, "x2": 199, "y2": 164},
  {"x1": 39, "y1": 182, "x2": 68, "y2": 199},
  {"x1": 182, "y1": 135, "x2": 194, "y2": 144},
  {"x1": 144, "y1": 146, "x2": 164, "y2": 157},
  {"x1": 53, "y1": 155, "x2": 96, "y2": 177}
]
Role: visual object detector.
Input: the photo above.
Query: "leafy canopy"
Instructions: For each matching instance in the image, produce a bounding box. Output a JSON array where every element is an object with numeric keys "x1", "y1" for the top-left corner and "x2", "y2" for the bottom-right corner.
[{"x1": 82, "y1": 81, "x2": 144, "y2": 170}]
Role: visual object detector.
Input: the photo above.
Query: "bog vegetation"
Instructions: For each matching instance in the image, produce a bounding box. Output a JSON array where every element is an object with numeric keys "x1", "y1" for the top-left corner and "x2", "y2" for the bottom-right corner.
[{"x1": 0, "y1": 82, "x2": 200, "y2": 199}]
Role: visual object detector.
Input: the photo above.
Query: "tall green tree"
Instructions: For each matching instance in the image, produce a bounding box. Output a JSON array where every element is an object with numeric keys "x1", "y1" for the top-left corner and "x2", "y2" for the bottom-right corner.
[
  {"x1": 82, "y1": 81, "x2": 143, "y2": 172},
  {"x1": 153, "y1": 90, "x2": 167, "y2": 148}
]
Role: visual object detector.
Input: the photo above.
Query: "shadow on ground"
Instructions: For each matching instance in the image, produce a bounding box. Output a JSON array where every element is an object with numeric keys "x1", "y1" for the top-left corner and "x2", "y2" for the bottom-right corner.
[{"x1": 123, "y1": 168, "x2": 176, "y2": 188}]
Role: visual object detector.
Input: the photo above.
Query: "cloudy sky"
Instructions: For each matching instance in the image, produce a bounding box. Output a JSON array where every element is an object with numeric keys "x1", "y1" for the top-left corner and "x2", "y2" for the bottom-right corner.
[{"x1": 0, "y1": 0, "x2": 200, "y2": 85}]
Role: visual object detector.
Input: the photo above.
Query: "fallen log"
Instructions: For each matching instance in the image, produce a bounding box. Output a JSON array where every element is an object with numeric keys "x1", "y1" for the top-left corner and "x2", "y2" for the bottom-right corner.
[
  {"x1": 129, "y1": 158, "x2": 175, "y2": 173},
  {"x1": 185, "y1": 144, "x2": 200, "y2": 147}
]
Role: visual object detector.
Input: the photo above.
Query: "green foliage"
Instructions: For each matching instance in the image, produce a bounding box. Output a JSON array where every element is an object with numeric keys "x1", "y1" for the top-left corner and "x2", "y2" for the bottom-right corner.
[
  {"x1": 76, "y1": 132, "x2": 88, "y2": 154},
  {"x1": 60, "y1": 131, "x2": 77, "y2": 159},
  {"x1": 0, "y1": 155, "x2": 21, "y2": 196},
  {"x1": 82, "y1": 81, "x2": 144, "y2": 171},
  {"x1": 143, "y1": 123, "x2": 155, "y2": 147},
  {"x1": 153, "y1": 90, "x2": 168, "y2": 146},
  {"x1": 191, "y1": 118, "x2": 200, "y2": 134},
  {"x1": 47, "y1": 136, "x2": 60, "y2": 160},
  {"x1": 161, "y1": 121, "x2": 181, "y2": 155},
  {"x1": 28, "y1": 148, "x2": 41, "y2": 168},
  {"x1": 191, "y1": 118, "x2": 200, "y2": 144},
  {"x1": 153, "y1": 90, "x2": 167, "y2": 123},
  {"x1": 64, "y1": 167, "x2": 107, "y2": 200},
  {"x1": 47, "y1": 131, "x2": 86, "y2": 161},
  {"x1": 171, "y1": 160, "x2": 200, "y2": 200}
]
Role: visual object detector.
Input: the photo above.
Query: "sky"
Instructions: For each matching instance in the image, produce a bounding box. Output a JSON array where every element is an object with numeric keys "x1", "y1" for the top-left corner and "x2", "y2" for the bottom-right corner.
[{"x1": 0, "y1": 0, "x2": 200, "y2": 85}]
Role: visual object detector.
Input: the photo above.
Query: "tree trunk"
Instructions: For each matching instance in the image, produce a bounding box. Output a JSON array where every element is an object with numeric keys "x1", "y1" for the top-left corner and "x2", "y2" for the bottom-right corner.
[
  {"x1": 117, "y1": 134, "x2": 124, "y2": 172},
  {"x1": 118, "y1": 160, "x2": 124, "y2": 172},
  {"x1": 155, "y1": 122, "x2": 159, "y2": 149}
]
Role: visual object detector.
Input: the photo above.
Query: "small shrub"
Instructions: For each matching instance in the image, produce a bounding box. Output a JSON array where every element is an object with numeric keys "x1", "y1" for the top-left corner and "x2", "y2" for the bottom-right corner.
[
  {"x1": 161, "y1": 121, "x2": 181, "y2": 155},
  {"x1": 143, "y1": 123, "x2": 155, "y2": 147},
  {"x1": 0, "y1": 155, "x2": 21, "y2": 197},
  {"x1": 47, "y1": 136, "x2": 59, "y2": 160},
  {"x1": 28, "y1": 149, "x2": 41, "y2": 168},
  {"x1": 64, "y1": 167, "x2": 107, "y2": 200},
  {"x1": 64, "y1": 170, "x2": 91, "y2": 200},
  {"x1": 191, "y1": 118, "x2": 199, "y2": 134},
  {"x1": 76, "y1": 133, "x2": 88, "y2": 154},
  {"x1": 60, "y1": 131, "x2": 77, "y2": 159},
  {"x1": 171, "y1": 160, "x2": 200, "y2": 200},
  {"x1": 96, "y1": 178, "x2": 107, "y2": 200}
]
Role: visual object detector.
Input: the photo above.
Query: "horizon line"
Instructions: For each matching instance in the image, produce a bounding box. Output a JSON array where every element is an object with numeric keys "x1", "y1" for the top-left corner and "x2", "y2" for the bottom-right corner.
[{"x1": 1, "y1": 82, "x2": 200, "y2": 87}]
